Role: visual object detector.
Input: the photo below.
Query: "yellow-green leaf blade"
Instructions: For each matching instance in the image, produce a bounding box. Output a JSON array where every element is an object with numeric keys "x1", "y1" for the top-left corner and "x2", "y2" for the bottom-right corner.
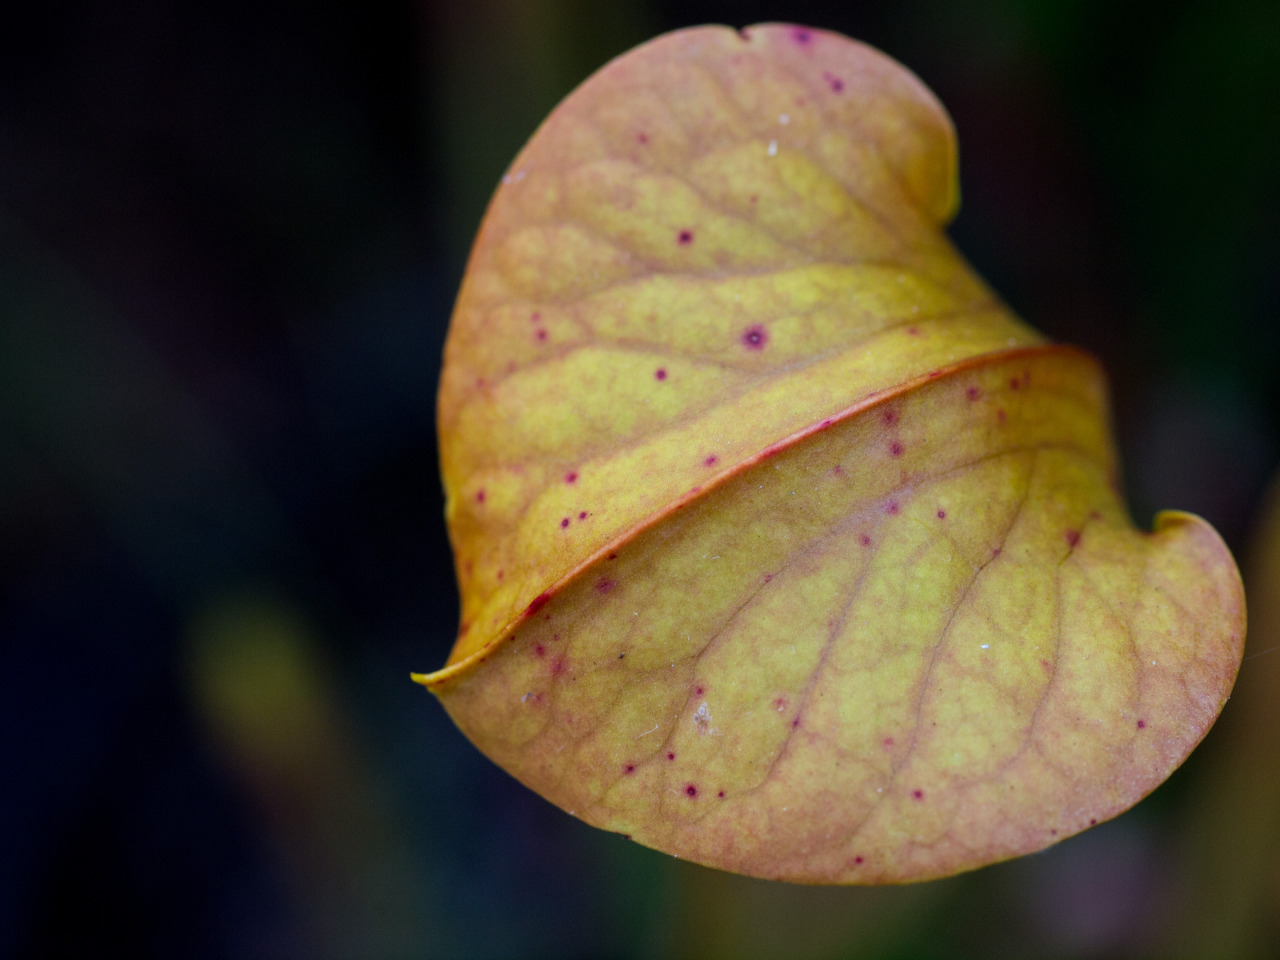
[
  {"x1": 428, "y1": 346, "x2": 1242, "y2": 883},
  {"x1": 438, "y1": 24, "x2": 1043, "y2": 664},
  {"x1": 422, "y1": 22, "x2": 1245, "y2": 885}
]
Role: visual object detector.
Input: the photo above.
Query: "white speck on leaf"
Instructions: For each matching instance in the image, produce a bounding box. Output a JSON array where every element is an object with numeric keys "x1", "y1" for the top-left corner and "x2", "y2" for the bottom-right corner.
[
  {"x1": 693, "y1": 701, "x2": 716, "y2": 735},
  {"x1": 767, "y1": 139, "x2": 778, "y2": 156}
]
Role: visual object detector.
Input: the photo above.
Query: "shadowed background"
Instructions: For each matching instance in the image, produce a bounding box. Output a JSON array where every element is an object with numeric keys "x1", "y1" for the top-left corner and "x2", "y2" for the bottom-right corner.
[{"x1": 2, "y1": 1, "x2": 1278, "y2": 957}]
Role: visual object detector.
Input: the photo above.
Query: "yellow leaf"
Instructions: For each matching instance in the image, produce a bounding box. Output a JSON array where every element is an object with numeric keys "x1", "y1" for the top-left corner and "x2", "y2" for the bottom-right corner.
[{"x1": 417, "y1": 23, "x2": 1245, "y2": 883}]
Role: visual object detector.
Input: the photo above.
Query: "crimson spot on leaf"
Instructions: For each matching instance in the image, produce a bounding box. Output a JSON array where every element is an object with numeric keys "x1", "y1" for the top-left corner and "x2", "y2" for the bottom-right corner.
[{"x1": 742, "y1": 324, "x2": 768, "y2": 350}]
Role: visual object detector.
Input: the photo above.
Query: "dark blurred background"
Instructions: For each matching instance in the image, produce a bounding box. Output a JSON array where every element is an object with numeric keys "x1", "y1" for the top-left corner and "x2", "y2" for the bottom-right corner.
[{"x1": 2, "y1": 1, "x2": 1278, "y2": 957}]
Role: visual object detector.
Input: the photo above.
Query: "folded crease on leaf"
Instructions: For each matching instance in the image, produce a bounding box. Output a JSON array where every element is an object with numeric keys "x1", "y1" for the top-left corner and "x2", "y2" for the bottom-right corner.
[{"x1": 419, "y1": 22, "x2": 1245, "y2": 884}]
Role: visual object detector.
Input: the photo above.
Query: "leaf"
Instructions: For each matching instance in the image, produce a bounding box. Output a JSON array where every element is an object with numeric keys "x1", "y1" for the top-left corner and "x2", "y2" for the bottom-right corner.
[{"x1": 415, "y1": 23, "x2": 1245, "y2": 883}]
